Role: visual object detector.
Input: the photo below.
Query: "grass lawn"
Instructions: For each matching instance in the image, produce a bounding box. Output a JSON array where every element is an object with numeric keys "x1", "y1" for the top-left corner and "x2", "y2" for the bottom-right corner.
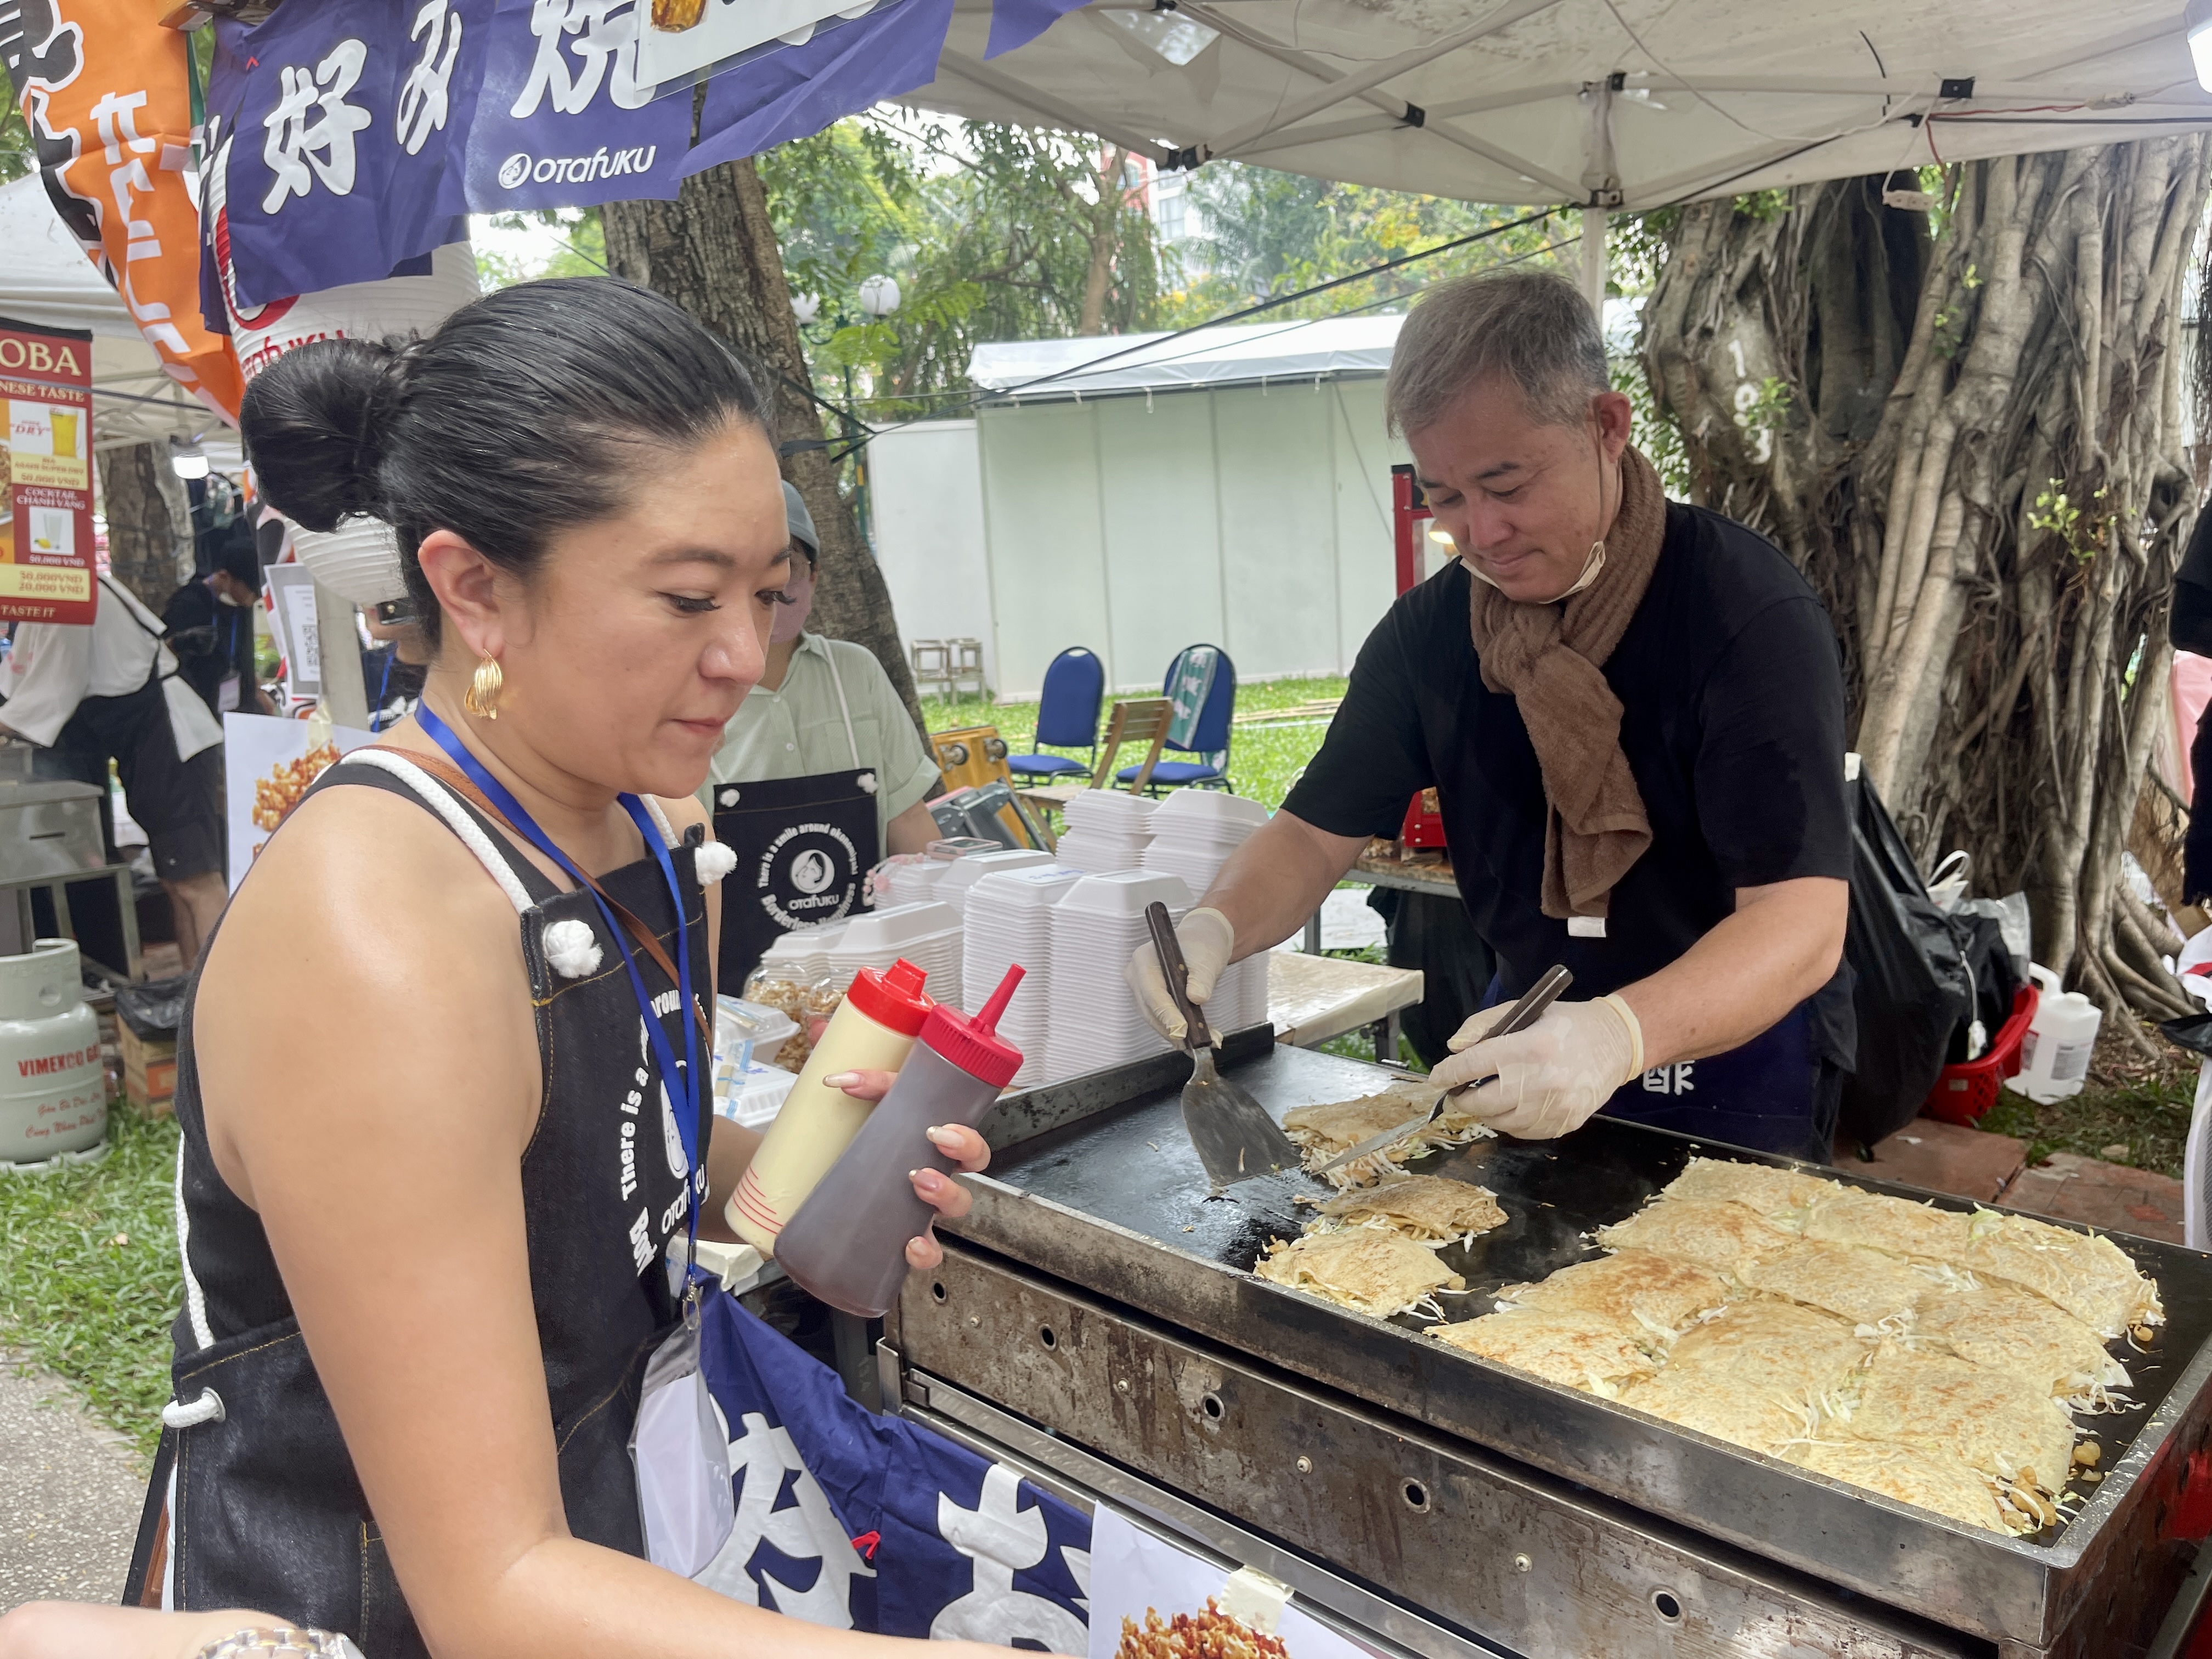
[
  {"x1": 0, "y1": 1106, "x2": 180, "y2": 1458},
  {"x1": 920, "y1": 674, "x2": 1349, "y2": 812},
  {"x1": 1979, "y1": 1022, "x2": 2196, "y2": 1180}
]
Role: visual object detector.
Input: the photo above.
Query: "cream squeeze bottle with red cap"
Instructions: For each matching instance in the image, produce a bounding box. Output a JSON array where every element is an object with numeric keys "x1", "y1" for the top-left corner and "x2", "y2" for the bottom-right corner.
[
  {"x1": 727, "y1": 958, "x2": 934, "y2": 1255},
  {"x1": 777, "y1": 966, "x2": 1025, "y2": 1317}
]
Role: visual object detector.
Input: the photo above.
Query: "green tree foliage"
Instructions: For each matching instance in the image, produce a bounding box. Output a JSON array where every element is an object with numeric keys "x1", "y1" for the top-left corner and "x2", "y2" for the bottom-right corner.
[
  {"x1": 1170, "y1": 164, "x2": 1571, "y2": 321},
  {"x1": 758, "y1": 117, "x2": 1167, "y2": 417},
  {"x1": 1, "y1": 104, "x2": 32, "y2": 183}
]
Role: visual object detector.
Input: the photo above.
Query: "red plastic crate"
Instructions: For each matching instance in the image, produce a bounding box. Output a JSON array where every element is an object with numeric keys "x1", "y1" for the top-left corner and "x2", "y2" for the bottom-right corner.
[{"x1": 1920, "y1": 982, "x2": 2039, "y2": 1126}]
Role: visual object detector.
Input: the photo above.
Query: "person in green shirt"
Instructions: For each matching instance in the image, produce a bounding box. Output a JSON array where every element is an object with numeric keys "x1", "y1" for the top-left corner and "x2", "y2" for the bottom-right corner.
[{"x1": 701, "y1": 482, "x2": 941, "y2": 990}]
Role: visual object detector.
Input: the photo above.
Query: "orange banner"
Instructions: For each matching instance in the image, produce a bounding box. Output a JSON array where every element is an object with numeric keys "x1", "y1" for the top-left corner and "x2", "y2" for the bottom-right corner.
[{"x1": 11, "y1": 2, "x2": 242, "y2": 423}]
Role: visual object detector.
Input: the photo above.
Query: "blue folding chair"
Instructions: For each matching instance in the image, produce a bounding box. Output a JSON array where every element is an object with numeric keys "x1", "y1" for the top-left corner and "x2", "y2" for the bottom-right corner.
[
  {"x1": 1007, "y1": 647, "x2": 1105, "y2": 782},
  {"x1": 1117, "y1": 644, "x2": 1235, "y2": 793}
]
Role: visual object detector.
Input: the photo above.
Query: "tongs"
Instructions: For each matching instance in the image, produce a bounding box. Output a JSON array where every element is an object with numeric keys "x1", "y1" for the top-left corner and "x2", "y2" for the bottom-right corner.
[
  {"x1": 1316, "y1": 964, "x2": 1574, "y2": 1176},
  {"x1": 1146, "y1": 902, "x2": 1301, "y2": 1192}
]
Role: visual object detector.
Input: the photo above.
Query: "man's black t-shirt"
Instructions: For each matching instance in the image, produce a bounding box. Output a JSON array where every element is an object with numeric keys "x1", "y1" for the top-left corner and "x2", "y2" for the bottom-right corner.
[
  {"x1": 1285, "y1": 501, "x2": 1854, "y2": 1063},
  {"x1": 161, "y1": 581, "x2": 256, "y2": 713}
]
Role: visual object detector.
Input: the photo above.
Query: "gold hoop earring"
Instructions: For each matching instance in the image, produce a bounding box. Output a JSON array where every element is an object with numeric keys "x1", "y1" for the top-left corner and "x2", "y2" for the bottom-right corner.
[{"x1": 463, "y1": 653, "x2": 504, "y2": 720}]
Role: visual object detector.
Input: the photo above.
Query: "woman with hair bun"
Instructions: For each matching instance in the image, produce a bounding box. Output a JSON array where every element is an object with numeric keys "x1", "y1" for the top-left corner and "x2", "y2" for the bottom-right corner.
[{"x1": 97, "y1": 278, "x2": 994, "y2": 1659}]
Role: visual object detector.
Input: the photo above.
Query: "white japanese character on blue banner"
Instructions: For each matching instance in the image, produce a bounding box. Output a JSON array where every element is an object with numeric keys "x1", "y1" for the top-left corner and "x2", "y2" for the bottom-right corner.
[
  {"x1": 397, "y1": 0, "x2": 466, "y2": 157},
  {"x1": 510, "y1": 0, "x2": 654, "y2": 117},
  {"x1": 261, "y1": 37, "x2": 373, "y2": 212}
]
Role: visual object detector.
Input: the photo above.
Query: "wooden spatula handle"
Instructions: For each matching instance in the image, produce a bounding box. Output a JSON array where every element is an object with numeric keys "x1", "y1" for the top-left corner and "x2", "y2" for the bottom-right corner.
[{"x1": 1145, "y1": 901, "x2": 1214, "y2": 1051}]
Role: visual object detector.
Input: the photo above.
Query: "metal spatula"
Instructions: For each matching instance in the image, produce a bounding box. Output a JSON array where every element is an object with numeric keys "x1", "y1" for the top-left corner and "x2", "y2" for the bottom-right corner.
[
  {"x1": 1146, "y1": 902, "x2": 1300, "y2": 1192},
  {"x1": 1316, "y1": 964, "x2": 1575, "y2": 1177}
]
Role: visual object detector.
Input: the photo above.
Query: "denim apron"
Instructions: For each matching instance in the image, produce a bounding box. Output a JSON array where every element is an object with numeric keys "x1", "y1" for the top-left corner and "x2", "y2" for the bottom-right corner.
[{"x1": 125, "y1": 752, "x2": 713, "y2": 1658}]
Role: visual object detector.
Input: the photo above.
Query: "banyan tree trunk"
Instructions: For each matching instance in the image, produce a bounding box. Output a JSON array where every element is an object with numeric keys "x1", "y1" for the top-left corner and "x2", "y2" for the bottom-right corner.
[{"x1": 1642, "y1": 139, "x2": 2212, "y2": 1039}]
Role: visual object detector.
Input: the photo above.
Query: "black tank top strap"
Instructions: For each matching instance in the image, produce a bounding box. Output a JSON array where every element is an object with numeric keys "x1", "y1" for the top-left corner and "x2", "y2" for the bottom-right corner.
[{"x1": 301, "y1": 750, "x2": 563, "y2": 907}]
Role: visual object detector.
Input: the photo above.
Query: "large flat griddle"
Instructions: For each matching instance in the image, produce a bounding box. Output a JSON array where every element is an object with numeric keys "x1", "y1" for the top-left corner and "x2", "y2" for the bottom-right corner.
[{"x1": 955, "y1": 1040, "x2": 2212, "y2": 1650}]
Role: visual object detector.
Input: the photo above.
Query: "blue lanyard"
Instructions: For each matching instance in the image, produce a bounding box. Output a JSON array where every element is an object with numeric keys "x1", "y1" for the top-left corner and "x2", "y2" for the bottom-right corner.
[
  {"x1": 414, "y1": 701, "x2": 703, "y2": 1253},
  {"x1": 369, "y1": 650, "x2": 396, "y2": 734}
]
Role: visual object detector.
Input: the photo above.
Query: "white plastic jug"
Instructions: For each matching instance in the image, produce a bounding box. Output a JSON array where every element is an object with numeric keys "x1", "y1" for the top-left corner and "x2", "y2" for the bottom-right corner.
[
  {"x1": 0, "y1": 938, "x2": 106, "y2": 1167},
  {"x1": 2011, "y1": 963, "x2": 2102, "y2": 1105}
]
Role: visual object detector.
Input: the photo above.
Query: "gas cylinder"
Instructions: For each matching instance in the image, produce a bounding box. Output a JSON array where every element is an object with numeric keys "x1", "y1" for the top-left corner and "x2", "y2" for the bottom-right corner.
[{"x1": 0, "y1": 939, "x2": 107, "y2": 1166}]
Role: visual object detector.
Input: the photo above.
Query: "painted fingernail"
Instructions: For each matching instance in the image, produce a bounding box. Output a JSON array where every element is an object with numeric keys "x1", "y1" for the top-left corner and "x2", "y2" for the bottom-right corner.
[
  {"x1": 926, "y1": 1125, "x2": 960, "y2": 1147},
  {"x1": 823, "y1": 1071, "x2": 861, "y2": 1088}
]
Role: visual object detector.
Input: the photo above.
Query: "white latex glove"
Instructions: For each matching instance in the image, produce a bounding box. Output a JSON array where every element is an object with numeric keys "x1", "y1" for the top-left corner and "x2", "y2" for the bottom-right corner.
[
  {"x1": 1428, "y1": 995, "x2": 1646, "y2": 1139},
  {"x1": 1125, "y1": 906, "x2": 1235, "y2": 1043}
]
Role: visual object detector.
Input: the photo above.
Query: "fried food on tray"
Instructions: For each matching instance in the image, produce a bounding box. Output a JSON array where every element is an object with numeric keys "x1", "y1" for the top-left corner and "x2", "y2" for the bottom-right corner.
[
  {"x1": 1660, "y1": 1156, "x2": 1830, "y2": 1218},
  {"x1": 1737, "y1": 1240, "x2": 1937, "y2": 1328},
  {"x1": 1254, "y1": 1228, "x2": 1463, "y2": 1320},
  {"x1": 1116, "y1": 1604, "x2": 1289, "y2": 1659},
  {"x1": 1496, "y1": 1249, "x2": 1730, "y2": 1338},
  {"x1": 1785, "y1": 1440, "x2": 2017, "y2": 1535},
  {"x1": 1319, "y1": 1173, "x2": 1506, "y2": 1243},
  {"x1": 1799, "y1": 1187, "x2": 1973, "y2": 1261},
  {"x1": 1615, "y1": 1301, "x2": 1866, "y2": 1455},
  {"x1": 1429, "y1": 1308, "x2": 1660, "y2": 1397},
  {"x1": 1913, "y1": 1284, "x2": 2130, "y2": 1402},
  {"x1": 1594, "y1": 1198, "x2": 1797, "y2": 1274},
  {"x1": 1957, "y1": 1211, "x2": 2164, "y2": 1340},
  {"x1": 1832, "y1": 1342, "x2": 2080, "y2": 1499}
]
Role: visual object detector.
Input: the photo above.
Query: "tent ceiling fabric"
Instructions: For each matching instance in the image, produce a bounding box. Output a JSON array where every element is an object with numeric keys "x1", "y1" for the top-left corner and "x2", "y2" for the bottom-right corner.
[
  {"x1": 968, "y1": 313, "x2": 1402, "y2": 397},
  {"x1": 902, "y1": 0, "x2": 2212, "y2": 208}
]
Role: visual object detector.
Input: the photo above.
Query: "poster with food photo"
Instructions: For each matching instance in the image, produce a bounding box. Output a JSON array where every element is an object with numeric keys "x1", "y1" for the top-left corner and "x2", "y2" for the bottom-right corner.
[
  {"x1": 0, "y1": 317, "x2": 96, "y2": 625},
  {"x1": 223, "y1": 713, "x2": 375, "y2": 891},
  {"x1": 1086, "y1": 1509, "x2": 1378, "y2": 1659}
]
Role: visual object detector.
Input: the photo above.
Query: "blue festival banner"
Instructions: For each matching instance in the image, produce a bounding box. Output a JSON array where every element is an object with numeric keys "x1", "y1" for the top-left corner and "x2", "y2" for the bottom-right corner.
[
  {"x1": 696, "y1": 1290, "x2": 1091, "y2": 1645},
  {"x1": 211, "y1": 0, "x2": 478, "y2": 307},
  {"x1": 985, "y1": 0, "x2": 1092, "y2": 60},
  {"x1": 686, "y1": 0, "x2": 955, "y2": 180}
]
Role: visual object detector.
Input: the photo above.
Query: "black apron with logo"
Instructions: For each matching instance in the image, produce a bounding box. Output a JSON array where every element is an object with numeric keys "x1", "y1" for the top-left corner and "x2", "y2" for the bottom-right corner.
[
  {"x1": 125, "y1": 757, "x2": 712, "y2": 1659},
  {"x1": 709, "y1": 645, "x2": 883, "y2": 991}
]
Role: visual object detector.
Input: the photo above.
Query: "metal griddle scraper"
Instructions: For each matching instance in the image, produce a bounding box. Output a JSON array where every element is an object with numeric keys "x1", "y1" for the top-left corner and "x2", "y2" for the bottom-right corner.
[
  {"x1": 1145, "y1": 901, "x2": 1301, "y2": 1192},
  {"x1": 1316, "y1": 964, "x2": 1574, "y2": 1176}
]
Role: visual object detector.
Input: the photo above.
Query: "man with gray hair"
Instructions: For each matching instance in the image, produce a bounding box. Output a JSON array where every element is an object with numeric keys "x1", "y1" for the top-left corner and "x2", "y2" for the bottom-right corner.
[{"x1": 1130, "y1": 269, "x2": 1852, "y2": 1161}]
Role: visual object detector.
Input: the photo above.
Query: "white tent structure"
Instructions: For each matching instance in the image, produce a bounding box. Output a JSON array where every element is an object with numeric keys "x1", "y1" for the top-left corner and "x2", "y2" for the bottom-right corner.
[
  {"x1": 0, "y1": 175, "x2": 234, "y2": 460},
  {"x1": 911, "y1": 0, "x2": 2212, "y2": 206},
  {"x1": 905, "y1": 0, "x2": 2212, "y2": 302},
  {"x1": 870, "y1": 316, "x2": 1423, "y2": 700}
]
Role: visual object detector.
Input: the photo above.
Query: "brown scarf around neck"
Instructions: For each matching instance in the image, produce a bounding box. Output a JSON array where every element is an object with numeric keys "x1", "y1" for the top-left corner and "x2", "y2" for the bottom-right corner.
[{"x1": 1466, "y1": 443, "x2": 1667, "y2": 921}]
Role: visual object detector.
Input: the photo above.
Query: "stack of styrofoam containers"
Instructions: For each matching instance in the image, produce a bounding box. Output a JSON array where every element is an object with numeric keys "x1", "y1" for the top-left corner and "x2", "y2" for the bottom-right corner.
[
  {"x1": 1141, "y1": 791, "x2": 1273, "y2": 1036},
  {"x1": 934, "y1": 847, "x2": 1057, "y2": 921},
  {"x1": 1043, "y1": 870, "x2": 1195, "y2": 1084},
  {"x1": 1055, "y1": 791, "x2": 1157, "y2": 873},
  {"x1": 879, "y1": 856, "x2": 952, "y2": 910},
  {"x1": 962, "y1": 864, "x2": 1085, "y2": 1088},
  {"x1": 752, "y1": 920, "x2": 847, "y2": 987},
  {"x1": 828, "y1": 901, "x2": 963, "y2": 1009}
]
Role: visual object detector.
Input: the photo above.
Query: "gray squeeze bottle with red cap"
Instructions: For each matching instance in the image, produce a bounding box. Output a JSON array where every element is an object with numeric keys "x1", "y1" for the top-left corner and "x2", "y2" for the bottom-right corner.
[{"x1": 777, "y1": 966, "x2": 1025, "y2": 1318}]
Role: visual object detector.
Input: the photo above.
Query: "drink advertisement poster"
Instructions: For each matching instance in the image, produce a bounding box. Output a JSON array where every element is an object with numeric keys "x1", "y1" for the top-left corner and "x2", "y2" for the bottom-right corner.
[{"x1": 0, "y1": 318, "x2": 96, "y2": 626}]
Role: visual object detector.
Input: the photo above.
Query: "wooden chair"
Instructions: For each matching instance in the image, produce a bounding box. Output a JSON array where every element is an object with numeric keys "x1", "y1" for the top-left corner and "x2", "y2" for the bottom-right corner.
[
  {"x1": 909, "y1": 639, "x2": 953, "y2": 696},
  {"x1": 1090, "y1": 697, "x2": 1175, "y2": 793}
]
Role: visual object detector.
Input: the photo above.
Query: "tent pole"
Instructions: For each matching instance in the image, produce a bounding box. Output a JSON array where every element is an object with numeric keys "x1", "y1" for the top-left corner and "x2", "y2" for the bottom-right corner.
[{"x1": 1579, "y1": 207, "x2": 1607, "y2": 318}]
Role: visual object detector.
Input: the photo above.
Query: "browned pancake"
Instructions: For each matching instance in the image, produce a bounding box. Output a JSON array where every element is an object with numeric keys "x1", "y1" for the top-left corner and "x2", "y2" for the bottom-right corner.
[
  {"x1": 1661, "y1": 1156, "x2": 1831, "y2": 1217},
  {"x1": 1739, "y1": 1241, "x2": 1935, "y2": 1327},
  {"x1": 1834, "y1": 1342, "x2": 2079, "y2": 1496},
  {"x1": 1429, "y1": 1308, "x2": 1659, "y2": 1397},
  {"x1": 1497, "y1": 1249, "x2": 1730, "y2": 1337},
  {"x1": 1253, "y1": 1229, "x2": 1463, "y2": 1319},
  {"x1": 1913, "y1": 1284, "x2": 2129, "y2": 1400},
  {"x1": 1615, "y1": 1301, "x2": 1867, "y2": 1455},
  {"x1": 1321, "y1": 1174, "x2": 1506, "y2": 1243},
  {"x1": 1801, "y1": 1187, "x2": 1972, "y2": 1261},
  {"x1": 1956, "y1": 1213, "x2": 2162, "y2": 1340},
  {"x1": 1594, "y1": 1198, "x2": 1797, "y2": 1273},
  {"x1": 1785, "y1": 1440, "x2": 2016, "y2": 1534}
]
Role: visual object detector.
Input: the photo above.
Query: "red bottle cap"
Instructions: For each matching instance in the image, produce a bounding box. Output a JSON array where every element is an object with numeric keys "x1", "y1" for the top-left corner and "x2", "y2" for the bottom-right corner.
[
  {"x1": 842, "y1": 958, "x2": 934, "y2": 1036},
  {"x1": 917, "y1": 965, "x2": 1025, "y2": 1088}
]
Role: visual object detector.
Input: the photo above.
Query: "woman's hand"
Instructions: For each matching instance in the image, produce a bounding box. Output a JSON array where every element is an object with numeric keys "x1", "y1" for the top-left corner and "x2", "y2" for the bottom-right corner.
[{"x1": 822, "y1": 1071, "x2": 991, "y2": 1269}]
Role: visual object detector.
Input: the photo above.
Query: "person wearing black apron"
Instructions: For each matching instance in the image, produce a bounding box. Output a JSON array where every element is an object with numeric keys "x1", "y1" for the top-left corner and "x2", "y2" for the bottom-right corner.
[
  {"x1": 1130, "y1": 272, "x2": 1853, "y2": 1164},
  {"x1": 701, "y1": 483, "x2": 943, "y2": 994},
  {"x1": 106, "y1": 279, "x2": 994, "y2": 1659}
]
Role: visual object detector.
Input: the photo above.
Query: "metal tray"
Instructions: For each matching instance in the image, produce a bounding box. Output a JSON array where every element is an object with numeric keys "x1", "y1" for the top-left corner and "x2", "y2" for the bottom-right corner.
[{"x1": 952, "y1": 1042, "x2": 2212, "y2": 1649}]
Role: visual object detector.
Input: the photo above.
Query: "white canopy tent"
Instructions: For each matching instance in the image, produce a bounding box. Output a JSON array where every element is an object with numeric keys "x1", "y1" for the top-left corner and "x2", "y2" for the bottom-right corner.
[
  {"x1": 969, "y1": 314, "x2": 1401, "y2": 399},
  {"x1": 904, "y1": 0, "x2": 2212, "y2": 301},
  {"x1": 0, "y1": 175, "x2": 236, "y2": 461}
]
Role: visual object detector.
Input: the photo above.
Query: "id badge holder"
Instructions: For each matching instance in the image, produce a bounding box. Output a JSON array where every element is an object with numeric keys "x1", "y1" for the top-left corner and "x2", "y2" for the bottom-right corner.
[{"x1": 629, "y1": 1274, "x2": 735, "y2": 1579}]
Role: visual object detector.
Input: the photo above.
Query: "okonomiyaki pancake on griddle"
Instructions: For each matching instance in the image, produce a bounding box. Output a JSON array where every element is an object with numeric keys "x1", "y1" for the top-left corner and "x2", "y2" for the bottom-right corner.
[
  {"x1": 1799, "y1": 1186, "x2": 1974, "y2": 1261},
  {"x1": 1785, "y1": 1440, "x2": 2016, "y2": 1534},
  {"x1": 1494, "y1": 1249, "x2": 1731, "y2": 1337},
  {"x1": 1613, "y1": 1301, "x2": 1867, "y2": 1455},
  {"x1": 1254, "y1": 1228, "x2": 1464, "y2": 1320},
  {"x1": 1659, "y1": 1156, "x2": 1830, "y2": 1218},
  {"x1": 1318, "y1": 1174, "x2": 1507, "y2": 1244},
  {"x1": 1593, "y1": 1198, "x2": 1797, "y2": 1274},
  {"x1": 1956, "y1": 1212, "x2": 2163, "y2": 1339},
  {"x1": 1737, "y1": 1240, "x2": 1936, "y2": 1327},
  {"x1": 1912, "y1": 1284, "x2": 2130, "y2": 1401},
  {"x1": 1834, "y1": 1342, "x2": 2080, "y2": 1499},
  {"x1": 1429, "y1": 1307, "x2": 1660, "y2": 1396}
]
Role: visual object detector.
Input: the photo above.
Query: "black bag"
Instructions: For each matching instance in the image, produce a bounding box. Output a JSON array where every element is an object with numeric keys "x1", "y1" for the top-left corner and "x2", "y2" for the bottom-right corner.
[
  {"x1": 1945, "y1": 909, "x2": 2023, "y2": 1064},
  {"x1": 115, "y1": 974, "x2": 191, "y2": 1042},
  {"x1": 1837, "y1": 775, "x2": 1972, "y2": 1149}
]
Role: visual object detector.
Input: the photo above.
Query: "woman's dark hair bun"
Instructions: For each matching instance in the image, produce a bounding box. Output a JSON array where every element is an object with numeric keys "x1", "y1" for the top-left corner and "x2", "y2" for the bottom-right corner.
[
  {"x1": 240, "y1": 335, "x2": 410, "y2": 533},
  {"x1": 234, "y1": 278, "x2": 770, "y2": 651}
]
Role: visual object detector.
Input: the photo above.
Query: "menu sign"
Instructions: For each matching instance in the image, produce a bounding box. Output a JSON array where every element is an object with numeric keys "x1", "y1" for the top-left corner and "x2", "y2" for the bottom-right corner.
[{"x1": 0, "y1": 318, "x2": 95, "y2": 625}]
